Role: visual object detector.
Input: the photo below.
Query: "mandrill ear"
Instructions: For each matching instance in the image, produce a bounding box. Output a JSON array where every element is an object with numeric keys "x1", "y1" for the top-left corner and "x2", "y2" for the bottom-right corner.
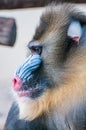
[{"x1": 67, "y1": 19, "x2": 82, "y2": 44}]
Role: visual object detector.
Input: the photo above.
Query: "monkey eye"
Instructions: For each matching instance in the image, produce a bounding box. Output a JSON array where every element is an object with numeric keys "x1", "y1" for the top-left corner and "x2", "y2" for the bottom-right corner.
[{"x1": 29, "y1": 44, "x2": 42, "y2": 55}]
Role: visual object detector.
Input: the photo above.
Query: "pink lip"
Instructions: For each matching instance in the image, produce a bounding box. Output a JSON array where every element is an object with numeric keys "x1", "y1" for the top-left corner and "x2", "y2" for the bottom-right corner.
[{"x1": 17, "y1": 90, "x2": 32, "y2": 97}]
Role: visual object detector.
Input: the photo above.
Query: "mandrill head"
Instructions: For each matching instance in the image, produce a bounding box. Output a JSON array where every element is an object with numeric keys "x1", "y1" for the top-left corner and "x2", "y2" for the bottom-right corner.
[{"x1": 12, "y1": 4, "x2": 86, "y2": 121}]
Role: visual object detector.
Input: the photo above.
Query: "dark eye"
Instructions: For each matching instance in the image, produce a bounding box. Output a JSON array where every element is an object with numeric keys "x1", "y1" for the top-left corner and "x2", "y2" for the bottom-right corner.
[{"x1": 29, "y1": 44, "x2": 42, "y2": 55}]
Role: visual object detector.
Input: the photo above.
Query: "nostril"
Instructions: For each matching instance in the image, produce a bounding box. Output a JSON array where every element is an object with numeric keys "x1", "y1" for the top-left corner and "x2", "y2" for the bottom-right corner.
[
  {"x1": 12, "y1": 76, "x2": 22, "y2": 91},
  {"x1": 13, "y1": 78, "x2": 17, "y2": 86},
  {"x1": 29, "y1": 45, "x2": 42, "y2": 55}
]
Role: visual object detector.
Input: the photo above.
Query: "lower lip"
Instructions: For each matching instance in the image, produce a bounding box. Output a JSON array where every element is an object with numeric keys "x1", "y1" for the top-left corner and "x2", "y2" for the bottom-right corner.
[{"x1": 17, "y1": 90, "x2": 33, "y2": 97}]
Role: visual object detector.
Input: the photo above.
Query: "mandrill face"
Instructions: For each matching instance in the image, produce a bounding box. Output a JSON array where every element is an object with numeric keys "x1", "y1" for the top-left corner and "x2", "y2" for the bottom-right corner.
[
  {"x1": 12, "y1": 4, "x2": 86, "y2": 121},
  {"x1": 12, "y1": 5, "x2": 70, "y2": 99}
]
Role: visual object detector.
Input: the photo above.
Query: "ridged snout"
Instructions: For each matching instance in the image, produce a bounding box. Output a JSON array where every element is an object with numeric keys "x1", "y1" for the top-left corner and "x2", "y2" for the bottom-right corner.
[{"x1": 12, "y1": 54, "x2": 42, "y2": 91}]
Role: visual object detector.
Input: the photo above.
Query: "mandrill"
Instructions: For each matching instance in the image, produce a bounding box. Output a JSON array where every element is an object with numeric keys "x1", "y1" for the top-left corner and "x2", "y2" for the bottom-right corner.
[{"x1": 4, "y1": 3, "x2": 86, "y2": 130}]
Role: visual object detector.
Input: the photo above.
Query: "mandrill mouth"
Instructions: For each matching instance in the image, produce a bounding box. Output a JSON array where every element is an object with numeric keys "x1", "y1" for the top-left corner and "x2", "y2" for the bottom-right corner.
[
  {"x1": 17, "y1": 88, "x2": 44, "y2": 98},
  {"x1": 17, "y1": 90, "x2": 32, "y2": 97},
  {"x1": 17, "y1": 88, "x2": 42, "y2": 98}
]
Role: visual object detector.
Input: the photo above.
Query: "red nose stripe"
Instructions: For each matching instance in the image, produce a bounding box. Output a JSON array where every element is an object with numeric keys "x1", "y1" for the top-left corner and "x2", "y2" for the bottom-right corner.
[{"x1": 12, "y1": 76, "x2": 22, "y2": 91}]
